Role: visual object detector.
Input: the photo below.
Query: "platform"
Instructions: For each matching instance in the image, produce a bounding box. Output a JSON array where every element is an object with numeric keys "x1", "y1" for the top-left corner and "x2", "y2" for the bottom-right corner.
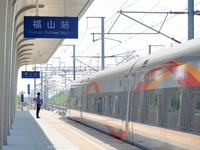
[{"x1": 3, "y1": 109, "x2": 140, "y2": 150}]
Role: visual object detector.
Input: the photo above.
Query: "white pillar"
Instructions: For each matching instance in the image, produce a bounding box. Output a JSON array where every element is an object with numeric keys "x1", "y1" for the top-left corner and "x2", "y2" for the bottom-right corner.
[
  {"x1": 0, "y1": 0, "x2": 8, "y2": 148},
  {"x1": 3, "y1": 0, "x2": 13, "y2": 143},
  {"x1": 10, "y1": 2, "x2": 17, "y2": 129}
]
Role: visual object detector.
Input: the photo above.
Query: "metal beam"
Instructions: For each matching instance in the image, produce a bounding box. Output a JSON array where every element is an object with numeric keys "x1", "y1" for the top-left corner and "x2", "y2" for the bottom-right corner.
[
  {"x1": 118, "y1": 10, "x2": 187, "y2": 14},
  {"x1": 119, "y1": 12, "x2": 181, "y2": 43}
]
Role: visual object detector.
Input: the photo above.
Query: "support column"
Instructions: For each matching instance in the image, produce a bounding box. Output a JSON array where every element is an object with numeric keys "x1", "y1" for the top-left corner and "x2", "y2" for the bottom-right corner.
[
  {"x1": 4, "y1": 0, "x2": 13, "y2": 144},
  {"x1": 87, "y1": 17, "x2": 105, "y2": 70},
  {"x1": 41, "y1": 71, "x2": 43, "y2": 102},
  {"x1": 10, "y1": 5, "x2": 17, "y2": 128},
  {"x1": 0, "y1": 0, "x2": 8, "y2": 149},
  {"x1": 34, "y1": 65, "x2": 36, "y2": 98},
  {"x1": 101, "y1": 17, "x2": 105, "y2": 70},
  {"x1": 72, "y1": 45, "x2": 76, "y2": 80},
  {"x1": 188, "y1": 0, "x2": 194, "y2": 40}
]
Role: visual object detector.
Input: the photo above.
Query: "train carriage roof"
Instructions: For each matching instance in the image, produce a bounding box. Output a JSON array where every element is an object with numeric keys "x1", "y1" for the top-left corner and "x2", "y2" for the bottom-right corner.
[{"x1": 71, "y1": 37, "x2": 200, "y2": 85}]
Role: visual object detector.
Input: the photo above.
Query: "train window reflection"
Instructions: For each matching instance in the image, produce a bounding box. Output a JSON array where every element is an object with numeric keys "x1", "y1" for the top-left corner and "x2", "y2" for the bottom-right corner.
[
  {"x1": 191, "y1": 92, "x2": 200, "y2": 131},
  {"x1": 119, "y1": 80, "x2": 122, "y2": 87},
  {"x1": 146, "y1": 93, "x2": 158, "y2": 123},
  {"x1": 86, "y1": 96, "x2": 89, "y2": 110},
  {"x1": 116, "y1": 95, "x2": 120, "y2": 115},
  {"x1": 146, "y1": 75, "x2": 151, "y2": 84},
  {"x1": 97, "y1": 97, "x2": 103, "y2": 112},
  {"x1": 164, "y1": 93, "x2": 180, "y2": 126},
  {"x1": 195, "y1": 93, "x2": 200, "y2": 115},
  {"x1": 75, "y1": 98, "x2": 78, "y2": 107},
  {"x1": 95, "y1": 97, "x2": 98, "y2": 112},
  {"x1": 109, "y1": 96, "x2": 115, "y2": 115},
  {"x1": 148, "y1": 94, "x2": 158, "y2": 111},
  {"x1": 169, "y1": 93, "x2": 180, "y2": 113}
]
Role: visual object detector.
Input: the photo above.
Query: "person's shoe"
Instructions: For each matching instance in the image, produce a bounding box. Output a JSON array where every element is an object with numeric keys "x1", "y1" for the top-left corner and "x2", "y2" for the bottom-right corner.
[{"x1": 37, "y1": 116, "x2": 40, "y2": 118}]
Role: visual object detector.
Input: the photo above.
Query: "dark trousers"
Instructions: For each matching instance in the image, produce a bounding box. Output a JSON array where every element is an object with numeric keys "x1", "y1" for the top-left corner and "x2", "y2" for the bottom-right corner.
[{"x1": 36, "y1": 104, "x2": 41, "y2": 117}]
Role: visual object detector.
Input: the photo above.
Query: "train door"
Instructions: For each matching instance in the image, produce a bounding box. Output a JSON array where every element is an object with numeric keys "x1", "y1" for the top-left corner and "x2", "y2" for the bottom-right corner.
[
  {"x1": 126, "y1": 74, "x2": 136, "y2": 122},
  {"x1": 125, "y1": 74, "x2": 136, "y2": 142},
  {"x1": 128, "y1": 80, "x2": 134, "y2": 122}
]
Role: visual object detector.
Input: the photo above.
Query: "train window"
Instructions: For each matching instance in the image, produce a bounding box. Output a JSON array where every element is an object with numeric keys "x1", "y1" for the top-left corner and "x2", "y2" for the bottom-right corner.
[
  {"x1": 87, "y1": 96, "x2": 94, "y2": 112},
  {"x1": 143, "y1": 59, "x2": 149, "y2": 65},
  {"x1": 119, "y1": 80, "x2": 122, "y2": 87},
  {"x1": 91, "y1": 97, "x2": 95, "y2": 112},
  {"x1": 169, "y1": 94, "x2": 180, "y2": 113},
  {"x1": 102, "y1": 97, "x2": 106, "y2": 114},
  {"x1": 191, "y1": 92, "x2": 200, "y2": 131},
  {"x1": 88, "y1": 97, "x2": 92, "y2": 112},
  {"x1": 113, "y1": 97, "x2": 116, "y2": 115},
  {"x1": 163, "y1": 93, "x2": 181, "y2": 127},
  {"x1": 195, "y1": 94, "x2": 200, "y2": 115},
  {"x1": 145, "y1": 93, "x2": 158, "y2": 123},
  {"x1": 104, "y1": 96, "x2": 108, "y2": 114},
  {"x1": 86, "y1": 97, "x2": 89, "y2": 110},
  {"x1": 109, "y1": 96, "x2": 114, "y2": 115},
  {"x1": 116, "y1": 95, "x2": 120, "y2": 115},
  {"x1": 146, "y1": 75, "x2": 151, "y2": 84},
  {"x1": 97, "y1": 97, "x2": 103, "y2": 112},
  {"x1": 94, "y1": 97, "x2": 98, "y2": 112},
  {"x1": 149, "y1": 94, "x2": 158, "y2": 111},
  {"x1": 75, "y1": 98, "x2": 78, "y2": 107},
  {"x1": 142, "y1": 59, "x2": 149, "y2": 67}
]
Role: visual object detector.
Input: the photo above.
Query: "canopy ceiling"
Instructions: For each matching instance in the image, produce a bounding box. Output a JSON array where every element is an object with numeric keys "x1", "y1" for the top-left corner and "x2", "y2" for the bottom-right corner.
[{"x1": 14, "y1": 0, "x2": 94, "y2": 67}]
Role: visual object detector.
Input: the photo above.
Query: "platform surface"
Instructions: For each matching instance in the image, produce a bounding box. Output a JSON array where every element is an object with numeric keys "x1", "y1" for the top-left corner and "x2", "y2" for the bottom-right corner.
[{"x1": 3, "y1": 109, "x2": 140, "y2": 150}]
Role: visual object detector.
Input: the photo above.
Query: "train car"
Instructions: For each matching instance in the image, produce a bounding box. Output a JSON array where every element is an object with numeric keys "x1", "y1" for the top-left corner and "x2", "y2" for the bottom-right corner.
[{"x1": 67, "y1": 37, "x2": 200, "y2": 150}]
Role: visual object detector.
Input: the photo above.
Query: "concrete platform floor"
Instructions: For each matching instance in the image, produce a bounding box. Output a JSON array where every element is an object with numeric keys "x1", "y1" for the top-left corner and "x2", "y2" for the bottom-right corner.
[{"x1": 3, "y1": 109, "x2": 140, "y2": 150}]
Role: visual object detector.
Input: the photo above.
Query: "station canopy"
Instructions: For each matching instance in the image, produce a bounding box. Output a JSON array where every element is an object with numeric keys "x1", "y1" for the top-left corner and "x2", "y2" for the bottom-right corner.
[{"x1": 15, "y1": 0, "x2": 94, "y2": 67}]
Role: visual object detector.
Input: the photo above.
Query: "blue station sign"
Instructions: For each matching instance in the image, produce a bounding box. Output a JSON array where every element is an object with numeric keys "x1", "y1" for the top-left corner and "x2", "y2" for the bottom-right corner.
[
  {"x1": 22, "y1": 71, "x2": 40, "y2": 78},
  {"x1": 24, "y1": 16, "x2": 78, "y2": 39}
]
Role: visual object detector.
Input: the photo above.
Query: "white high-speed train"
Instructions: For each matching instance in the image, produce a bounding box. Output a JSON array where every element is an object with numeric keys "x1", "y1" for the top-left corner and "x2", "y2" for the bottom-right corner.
[{"x1": 67, "y1": 37, "x2": 200, "y2": 150}]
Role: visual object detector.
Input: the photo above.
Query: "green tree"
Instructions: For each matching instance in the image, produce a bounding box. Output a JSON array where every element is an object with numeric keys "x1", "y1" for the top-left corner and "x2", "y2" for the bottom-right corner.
[
  {"x1": 16, "y1": 95, "x2": 20, "y2": 108},
  {"x1": 50, "y1": 90, "x2": 69, "y2": 106}
]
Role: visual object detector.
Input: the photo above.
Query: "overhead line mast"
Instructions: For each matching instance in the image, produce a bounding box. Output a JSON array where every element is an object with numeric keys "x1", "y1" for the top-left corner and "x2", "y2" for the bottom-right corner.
[
  {"x1": 188, "y1": 0, "x2": 194, "y2": 40},
  {"x1": 92, "y1": 0, "x2": 197, "y2": 44}
]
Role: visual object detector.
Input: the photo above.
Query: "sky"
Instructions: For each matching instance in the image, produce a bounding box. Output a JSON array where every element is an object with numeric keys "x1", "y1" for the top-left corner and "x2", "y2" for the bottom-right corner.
[
  {"x1": 58, "y1": 0, "x2": 200, "y2": 66},
  {"x1": 17, "y1": 0, "x2": 200, "y2": 96}
]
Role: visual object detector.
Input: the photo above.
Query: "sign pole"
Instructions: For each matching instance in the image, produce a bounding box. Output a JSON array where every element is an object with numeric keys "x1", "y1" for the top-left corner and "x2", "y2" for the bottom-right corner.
[
  {"x1": 36, "y1": 0, "x2": 39, "y2": 16},
  {"x1": 65, "y1": 0, "x2": 68, "y2": 16}
]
